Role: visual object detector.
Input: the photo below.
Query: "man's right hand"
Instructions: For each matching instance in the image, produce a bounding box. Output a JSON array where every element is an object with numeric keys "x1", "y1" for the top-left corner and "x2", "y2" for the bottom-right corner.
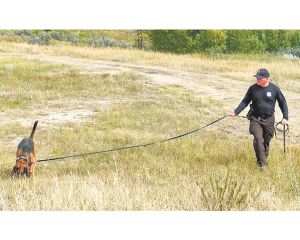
[
  {"x1": 228, "y1": 111, "x2": 236, "y2": 117},
  {"x1": 282, "y1": 119, "x2": 289, "y2": 125}
]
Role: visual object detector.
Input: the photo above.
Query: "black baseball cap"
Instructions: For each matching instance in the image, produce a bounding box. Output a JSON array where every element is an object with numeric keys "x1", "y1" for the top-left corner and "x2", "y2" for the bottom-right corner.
[{"x1": 253, "y1": 68, "x2": 270, "y2": 79}]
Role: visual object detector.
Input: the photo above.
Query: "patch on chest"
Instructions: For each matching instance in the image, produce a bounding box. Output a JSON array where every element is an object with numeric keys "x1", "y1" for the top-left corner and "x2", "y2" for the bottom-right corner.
[{"x1": 267, "y1": 92, "x2": 272, "y2": 97}]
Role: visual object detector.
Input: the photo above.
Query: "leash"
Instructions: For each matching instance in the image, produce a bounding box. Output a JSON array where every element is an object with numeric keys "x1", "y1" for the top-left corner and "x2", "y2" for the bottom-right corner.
[
  {"x1": 284, "y1": 124, "x2": 286, "y2": 153},
  {"x1": 37, "y1": 115, "x2": 228, "y2": 163},
  {"x1": 275, "y1": 122, "x2": 289, "y2": 153}
]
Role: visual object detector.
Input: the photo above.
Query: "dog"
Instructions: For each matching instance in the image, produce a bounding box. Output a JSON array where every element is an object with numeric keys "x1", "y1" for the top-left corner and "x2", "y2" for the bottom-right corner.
[{"x1": 12, "y1": 121, "x2": 38, "y2": 178}]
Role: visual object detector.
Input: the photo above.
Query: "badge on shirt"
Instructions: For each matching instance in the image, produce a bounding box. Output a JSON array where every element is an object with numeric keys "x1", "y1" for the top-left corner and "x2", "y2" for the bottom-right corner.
[{"x1": 267, "y1": 92, "x2": 272, "y2": 97}]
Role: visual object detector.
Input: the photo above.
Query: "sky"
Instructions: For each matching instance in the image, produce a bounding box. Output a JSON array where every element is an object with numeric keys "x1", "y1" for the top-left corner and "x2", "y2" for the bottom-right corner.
[{"x1": 0, "y1": 0, "x2": 299, "y2": 29}]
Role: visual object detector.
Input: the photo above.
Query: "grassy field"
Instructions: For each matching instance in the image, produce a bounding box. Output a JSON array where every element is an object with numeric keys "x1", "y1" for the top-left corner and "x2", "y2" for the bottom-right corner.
[
  {"x1": 1, "y1": 41, "x2": 300, "y2": 91},
  {"x1": 0, "y1": 42, "x2": 300, "y2": 210}
]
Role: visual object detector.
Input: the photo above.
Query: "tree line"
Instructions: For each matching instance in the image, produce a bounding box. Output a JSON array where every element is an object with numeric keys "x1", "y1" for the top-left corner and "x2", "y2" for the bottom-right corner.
[
  {"x1": 146, "y1": 30, "x2": 300, "y2": 55},
  {"x1": 2, "y1": 30, "x2": 299, "y2": 56}
]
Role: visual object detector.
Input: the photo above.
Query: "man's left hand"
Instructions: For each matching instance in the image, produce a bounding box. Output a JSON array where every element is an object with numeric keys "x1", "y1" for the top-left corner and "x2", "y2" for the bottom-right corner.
[{"x1": 282, "y1": 119, "x2": 289, "y2": 125}]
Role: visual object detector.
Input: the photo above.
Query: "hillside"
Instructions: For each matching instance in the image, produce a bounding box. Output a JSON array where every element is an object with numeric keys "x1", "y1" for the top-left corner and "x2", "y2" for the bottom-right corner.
[{"x1": 0, "y1": 42, "x2": 299, "y2": 210}]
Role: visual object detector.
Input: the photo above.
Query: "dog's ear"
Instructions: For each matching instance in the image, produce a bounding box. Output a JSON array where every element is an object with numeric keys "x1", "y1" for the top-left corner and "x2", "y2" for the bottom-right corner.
[
  {"x1": 11, "y1": 166, "x2": 18, "y2": 177},
  {"x1": 26, "y1": 168, "x2": 30, "y2": 177}
]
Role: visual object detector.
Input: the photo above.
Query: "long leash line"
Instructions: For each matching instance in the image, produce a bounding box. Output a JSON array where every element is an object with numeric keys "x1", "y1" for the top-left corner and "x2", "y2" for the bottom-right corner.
[{"x1": 37, "y1": 115, "x2": 228, "y2": 163}]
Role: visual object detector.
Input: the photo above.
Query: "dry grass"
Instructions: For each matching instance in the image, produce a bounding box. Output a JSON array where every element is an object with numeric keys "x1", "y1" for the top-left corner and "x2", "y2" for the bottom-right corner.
[
  {"x1": 0, "y1": 43, "x2": 300, "y2": 210},
  {"x1": 1, "y1": 41, "x2": 300, "y2": 89}
]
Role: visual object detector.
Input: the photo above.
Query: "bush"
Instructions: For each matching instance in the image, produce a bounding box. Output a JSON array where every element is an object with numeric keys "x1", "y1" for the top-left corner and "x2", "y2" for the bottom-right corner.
[
  {"x1": 199, "y1": 173, "x2": 261, "y2": 210},
  {"x1": 50, "y1": 31, "x2": 64, "y2": 41},
  {"x1": 28, "y1": 32, "x2": 51, "y2": 45},
  {"x1": 279, "y1": 47, "x2": 300, "y2": 58},
  {"x1": 89, "y1": 37, "x2": 132, "y2": 48},
  {"x1": 66, "y1": 34, "x2": 78, "y2": 45},
  {"x1": 291, "y1": 47, "x2": 300, "y2": 57},
  {"x1": 14, "y1": 30, "x2": 32, "y2": 36}
]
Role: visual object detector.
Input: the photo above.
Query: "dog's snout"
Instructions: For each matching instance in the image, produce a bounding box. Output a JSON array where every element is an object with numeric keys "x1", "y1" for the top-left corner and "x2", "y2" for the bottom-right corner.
[
  {"x1": 12, "y1": 166, "x2": 19, "y2": 177},
  {"x1": 12, "y1": 165, "x2": 27, "y2": 177}
]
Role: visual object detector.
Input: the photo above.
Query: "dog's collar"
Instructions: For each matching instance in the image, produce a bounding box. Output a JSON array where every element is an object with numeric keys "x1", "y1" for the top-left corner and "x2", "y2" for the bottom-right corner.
[{"x1": 16, "y1": 156, "x2": 30, "y2": 163}]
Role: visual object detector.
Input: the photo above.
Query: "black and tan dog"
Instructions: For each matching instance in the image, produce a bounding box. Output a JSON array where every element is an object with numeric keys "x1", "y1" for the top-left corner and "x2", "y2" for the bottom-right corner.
[{"x1": 12, "y1": 121, "x2": 38, "y2": 178}]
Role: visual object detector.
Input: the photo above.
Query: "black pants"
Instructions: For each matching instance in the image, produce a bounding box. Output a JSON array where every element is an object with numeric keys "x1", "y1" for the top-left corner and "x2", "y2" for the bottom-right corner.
[{"x1": 249, "y1": 115, "x2": 275, "y2": 167}]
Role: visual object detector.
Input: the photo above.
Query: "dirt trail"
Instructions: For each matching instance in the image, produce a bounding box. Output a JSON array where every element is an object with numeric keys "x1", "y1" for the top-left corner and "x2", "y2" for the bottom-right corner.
[{"x1": 1, "y1": 52, "x2": 299, "y2": 144}]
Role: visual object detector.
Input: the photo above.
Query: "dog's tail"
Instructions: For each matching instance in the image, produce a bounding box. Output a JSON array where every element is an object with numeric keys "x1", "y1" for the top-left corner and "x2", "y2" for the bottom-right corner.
[{"x1": 29, "y1": 121, "x2": 38, "y2": 139}]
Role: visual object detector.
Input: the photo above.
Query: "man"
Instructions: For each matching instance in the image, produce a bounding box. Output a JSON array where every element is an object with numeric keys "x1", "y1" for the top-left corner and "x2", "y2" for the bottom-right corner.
[{"x1": 228, "y1": 68, "x2": 289, "y2": 170}]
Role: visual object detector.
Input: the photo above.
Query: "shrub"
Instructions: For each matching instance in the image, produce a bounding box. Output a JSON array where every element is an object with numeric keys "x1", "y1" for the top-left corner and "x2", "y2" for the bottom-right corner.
[
  {"x1": 199, "y1": 172, "x2": 261, "y2": 210},
  {"x1": 28, "y1": 32, "x2": 51, "y2": 45},
  {"x1": 89, "y1": 37, "x2": 132, "y2": 48},
  {"x1": 280, "y1": 47, "x2": 300, "y2": 58},
  {"x1": 50, "y1": 31, "x2": 64, "y2": 41},
  {"x1": 291, "y1": 47, "x2": 300, "y2": 57},
  {"x1": 14, "y1": 30, "x2": 32, "y2": 36},
  {"x1": 66, "y1": 34, "x2": 78, "y2": 45}
]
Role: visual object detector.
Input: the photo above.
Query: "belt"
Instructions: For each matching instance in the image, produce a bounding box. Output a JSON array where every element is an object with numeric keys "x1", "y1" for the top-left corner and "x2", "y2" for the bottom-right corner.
[{"x1": 254, "y1": 114, "x2": 273, "y2": 120}]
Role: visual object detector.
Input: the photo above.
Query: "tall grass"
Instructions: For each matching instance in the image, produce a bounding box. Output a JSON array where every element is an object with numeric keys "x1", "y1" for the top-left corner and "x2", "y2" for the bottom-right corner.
[
  {"x1": 199, "y1": 172, "x2": 262, "y2": 210},
  {"x1": 0, "y1": 47, "x2": 300, "y2": 210}
]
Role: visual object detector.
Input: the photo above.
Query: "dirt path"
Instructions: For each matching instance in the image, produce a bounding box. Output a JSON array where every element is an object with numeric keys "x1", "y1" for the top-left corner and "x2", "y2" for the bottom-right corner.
[{"x1": 1, "y1": 52, "x2": 299, "y2": 144}]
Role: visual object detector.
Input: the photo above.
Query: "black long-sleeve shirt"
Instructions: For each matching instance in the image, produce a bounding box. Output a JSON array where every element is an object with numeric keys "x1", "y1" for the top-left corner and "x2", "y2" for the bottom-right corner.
[{"x1": 234, "y1": 82, "x2": 289, "y2": 120}]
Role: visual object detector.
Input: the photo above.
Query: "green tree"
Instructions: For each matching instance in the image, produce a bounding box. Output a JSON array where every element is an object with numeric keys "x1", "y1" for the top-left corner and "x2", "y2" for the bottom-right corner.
[
  {"x1": 226, "y1": 30, "x2": 266, "y2": 53},
  {"x1": 290, "y1": 30, "x2": 300, "y2": 47},
  {"x1": 193, "y1": 30, "x2": 227, "y2": 53},
  {"x1": 148, "y1": 30, "x2": 298, "y2": 54},
  {"x1": 263, "y1": 30, "x2": 295, "y2": 52},
  {"x1": 148, "y1": 30, "x2": 193, "y2": 53}
]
